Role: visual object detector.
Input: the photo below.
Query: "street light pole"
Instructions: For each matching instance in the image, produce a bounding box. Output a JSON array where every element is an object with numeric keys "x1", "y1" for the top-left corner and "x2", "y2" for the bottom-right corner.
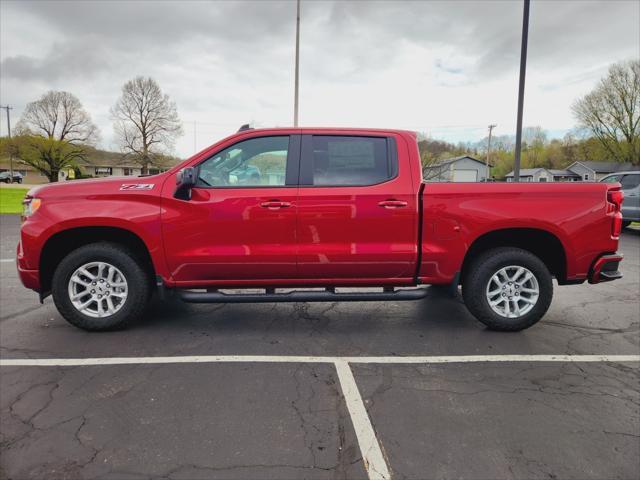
[
  {"x1": 513, "y1": 0, "x2": 530, "y2": 182},
  {"x1": 293, "y1": 0, "x2": 300, "y2": 127},
  {"x1": 486, "y1": 124, "x2": 496, "y2": 180},
  {"x1": 0, "y1": 105, "x2": 14, "y2": 182}
]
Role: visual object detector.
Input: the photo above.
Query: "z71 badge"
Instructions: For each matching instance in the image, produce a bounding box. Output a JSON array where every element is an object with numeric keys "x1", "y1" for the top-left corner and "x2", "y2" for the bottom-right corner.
[{"x1": 120, "y1": 184, "x2": 155, "y2": 191}]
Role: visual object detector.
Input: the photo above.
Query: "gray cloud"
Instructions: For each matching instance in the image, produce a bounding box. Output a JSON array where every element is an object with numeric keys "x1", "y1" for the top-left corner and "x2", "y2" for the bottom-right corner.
[{"x1": 1, "y1": 0, "x2": 638, "y2": 155}]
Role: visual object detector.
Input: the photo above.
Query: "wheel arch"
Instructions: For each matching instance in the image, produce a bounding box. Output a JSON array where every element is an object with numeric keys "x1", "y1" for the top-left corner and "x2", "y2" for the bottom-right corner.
[
  {"x1": 39, "y1": 226, "x2": 156, "y2": 296},
  {"x1": 460, "y1": 227, "x2": 568, "y2": 284}
]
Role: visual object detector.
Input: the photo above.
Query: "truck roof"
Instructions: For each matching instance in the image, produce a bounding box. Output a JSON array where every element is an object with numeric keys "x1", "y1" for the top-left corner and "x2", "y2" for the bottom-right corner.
[{"x1": 236, "y1": 126, "x2": 417, "y2": 136}]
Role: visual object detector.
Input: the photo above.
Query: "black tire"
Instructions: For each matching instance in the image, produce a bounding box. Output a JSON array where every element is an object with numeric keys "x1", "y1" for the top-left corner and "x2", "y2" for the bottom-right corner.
[
  {"x1": 52, "y1": 242, "x2": 151, "y2": 331},
  {"x1": 462, "y1": 247, "x2": 553, "y2": 331},
  {"x1": 622, "y1": 220, "x2": 632, "y2": 229}
]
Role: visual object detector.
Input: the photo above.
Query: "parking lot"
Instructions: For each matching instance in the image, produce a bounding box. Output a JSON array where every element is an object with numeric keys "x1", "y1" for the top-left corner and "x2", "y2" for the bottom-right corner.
[{"x1": 1, "y1": 213, "x2": 638, "y2": 480}]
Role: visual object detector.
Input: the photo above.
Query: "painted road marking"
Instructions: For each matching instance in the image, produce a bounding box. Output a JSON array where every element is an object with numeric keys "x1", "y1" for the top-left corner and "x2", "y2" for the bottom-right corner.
[
  {"x1": 2, "y1": 354, "x2": 638, "y2": 480},
  {"x1": 335, "y1": 359, "x2": 390, "y2": 480},
  {"x1": 1, "y1": 354, "x2": 638, "y2": 367},
  {"x1": 0, "y1": 259, "x2": 14, "y2": 263}
]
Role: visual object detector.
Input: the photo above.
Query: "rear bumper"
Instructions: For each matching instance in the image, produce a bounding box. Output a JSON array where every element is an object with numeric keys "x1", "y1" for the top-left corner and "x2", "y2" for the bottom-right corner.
[{"x1": 588, "y1": 253, "x2": 623, "y2": 284}]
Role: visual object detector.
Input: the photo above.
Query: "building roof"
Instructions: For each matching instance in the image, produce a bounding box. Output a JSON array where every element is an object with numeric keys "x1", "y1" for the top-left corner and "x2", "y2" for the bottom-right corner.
[
  {"x1": 424, "y1": 155, "x2": 492, "y2": 168},
  {"x1": 568, "y1": 161, "x2": 640, "y2": 174},
  {"x1": 549, "y1": 169, "x2": 581, "y2": 176},
  {"x1": 504, "y1": 168, "x2": 547, "y2": 177}
]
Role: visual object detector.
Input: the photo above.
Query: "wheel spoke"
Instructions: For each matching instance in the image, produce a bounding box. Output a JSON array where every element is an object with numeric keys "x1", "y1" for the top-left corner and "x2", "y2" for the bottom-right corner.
[
  {"x1": 78, "y1": 267, "x2": 95, "y2": 280},
  {"x1": 511, "y1": 267, "x2": 525, "y2": 282},
  {"x1": 107, "y1": 266, "x2": 115, "y2": 283},
  {"x1": 71, "y1": 276, "x2": 91, "y2": 288},
  {"x1": 77, "y1": 298, "x2": 94, "y2": 311},
  {"x1": 106, "y1": 296, "x2": 115, "y2": 313},
  {"x1": 518, "y1": 272, "x2": 533, "y2": 285},
  {"x1": 520, "y1": 287, "x2": 537, "y2": 294},
  {"x1": 513, "y1": 300, "x2": 521, "y2": 316},
  {"x1": 71, "y1": 291, "x2": 90, "y2": 301},
  {"x1": 520, "y1": 296, "x2": 537, "y2": 305},
  {"x1": 488, "y1": 288, "x2": 502, "y2": 297}
]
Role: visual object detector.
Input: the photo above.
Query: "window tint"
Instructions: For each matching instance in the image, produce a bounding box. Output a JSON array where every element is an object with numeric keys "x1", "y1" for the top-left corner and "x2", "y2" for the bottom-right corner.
[
  {"x1": 621, "y1": 174, "x2": 640, "y2": 189},
  {"x1": 197, "y1": 136, "x2": 289, "y2": 187},
  {"x1": 310, "y1": 136, "x2": 395, "y2": 186}
]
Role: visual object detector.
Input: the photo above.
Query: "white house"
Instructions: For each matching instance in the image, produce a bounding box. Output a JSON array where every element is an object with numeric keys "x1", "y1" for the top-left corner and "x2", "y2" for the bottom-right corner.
[{"x1": 423, "y1": 156, "x2": 492, "y2": 182}]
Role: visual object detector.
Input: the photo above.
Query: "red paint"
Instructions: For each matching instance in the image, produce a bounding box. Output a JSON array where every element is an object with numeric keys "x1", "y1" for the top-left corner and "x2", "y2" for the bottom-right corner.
[{"x1": 17, "y1": 127, "x2": 622, "y2": 294}]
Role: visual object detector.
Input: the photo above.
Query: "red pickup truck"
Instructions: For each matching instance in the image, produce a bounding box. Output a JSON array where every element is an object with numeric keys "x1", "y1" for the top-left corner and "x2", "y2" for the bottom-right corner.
[{"x1": 17, "y1": 127, "x2": 624, "y2": 332}]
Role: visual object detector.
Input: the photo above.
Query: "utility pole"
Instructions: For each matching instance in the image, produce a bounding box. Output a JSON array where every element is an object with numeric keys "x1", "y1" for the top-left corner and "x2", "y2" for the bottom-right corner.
[
  {"x1": 0, "y1": 105, "x2": 14, "y2": 182},
  {"x1": 486, "y1": 124, "x2": 497, "y2": 181},
  {"x1": 293, "y1": 0, "x2": 300, "y2": 127},
  {"x1": 513, "y1": 0, "x2": 530, "y2": 182}
]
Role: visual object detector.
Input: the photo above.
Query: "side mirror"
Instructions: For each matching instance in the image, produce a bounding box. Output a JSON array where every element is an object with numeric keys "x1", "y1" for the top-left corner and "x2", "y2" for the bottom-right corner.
[{"x1": 174, "y1": 167, "x2": 196, "y2": 200}]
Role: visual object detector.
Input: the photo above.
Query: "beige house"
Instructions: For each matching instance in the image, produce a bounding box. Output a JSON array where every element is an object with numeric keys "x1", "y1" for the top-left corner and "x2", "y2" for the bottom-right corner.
[{"x1": 1, "y1": 150, "x2": 179, "y2": 184}]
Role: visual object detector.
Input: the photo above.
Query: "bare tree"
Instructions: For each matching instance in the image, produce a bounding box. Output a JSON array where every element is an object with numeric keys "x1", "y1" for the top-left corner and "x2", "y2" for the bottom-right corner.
[
  {"x1": 572, "y1": 60, "x2": 640, "y2": 165},
  {"x1": 15, "y1": 91, "x2": 98, "y2": 182},
  {"x1": 111, "y1": 77, "x2": 183, "y2": 174}
]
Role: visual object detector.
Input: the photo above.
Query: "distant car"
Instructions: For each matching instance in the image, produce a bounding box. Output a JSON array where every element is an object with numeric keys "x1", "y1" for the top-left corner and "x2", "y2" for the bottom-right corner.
[
  {"x1": 601, "y1": 171, "x2": 640, "y2": 227},
  {"x1": 0, "y1": 171, "x2": 23, "y2": 183}
]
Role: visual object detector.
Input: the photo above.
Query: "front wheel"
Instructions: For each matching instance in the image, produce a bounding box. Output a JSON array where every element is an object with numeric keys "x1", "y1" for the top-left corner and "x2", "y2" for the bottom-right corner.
[
  {"x1": 52, "y1": 243, "x2": 151, "y2": 331},
  {"x1": 462, "y1": 247, "x2": 553, "y2": 331}
]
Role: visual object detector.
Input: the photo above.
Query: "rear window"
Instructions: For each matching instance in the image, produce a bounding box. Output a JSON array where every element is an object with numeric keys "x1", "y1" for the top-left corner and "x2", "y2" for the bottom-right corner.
[{"x1": 308, "y1": 136, "x2": 396, "y2": 186}]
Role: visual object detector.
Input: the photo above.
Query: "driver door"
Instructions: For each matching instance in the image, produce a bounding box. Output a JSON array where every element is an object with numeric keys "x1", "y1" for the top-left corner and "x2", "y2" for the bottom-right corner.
[{"x1": 162, "y1": 134, "x2": 300, "y2": 283}]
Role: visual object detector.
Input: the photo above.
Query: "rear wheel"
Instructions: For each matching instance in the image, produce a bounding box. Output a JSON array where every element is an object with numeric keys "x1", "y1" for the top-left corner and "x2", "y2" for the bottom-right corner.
[
  {"x1": 52, "y1": 243, "x2": 151, "y2": 331},
  {"x1": 462, "y1": 247, "x2": 553, "y2": 331}
]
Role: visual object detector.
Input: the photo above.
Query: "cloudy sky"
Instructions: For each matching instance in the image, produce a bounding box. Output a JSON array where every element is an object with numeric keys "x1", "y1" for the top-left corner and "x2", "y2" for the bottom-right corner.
[{"x1": 1, "y1": 0, "x2": 638, "y2": 157}]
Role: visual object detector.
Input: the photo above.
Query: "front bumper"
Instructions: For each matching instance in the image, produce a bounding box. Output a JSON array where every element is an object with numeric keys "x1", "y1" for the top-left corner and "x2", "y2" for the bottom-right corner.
[
  {"x1": 17, "y1": 240, "x2": 40, "y2": 291},
  {"x1": 588, "y1": 253, "x2": 623, "y2": 284}
]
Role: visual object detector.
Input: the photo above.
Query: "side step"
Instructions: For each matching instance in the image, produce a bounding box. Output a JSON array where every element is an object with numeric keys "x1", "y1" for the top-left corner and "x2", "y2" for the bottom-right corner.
[{"x1": 178, "y1": 287, "x2": 429, "y2": 304}]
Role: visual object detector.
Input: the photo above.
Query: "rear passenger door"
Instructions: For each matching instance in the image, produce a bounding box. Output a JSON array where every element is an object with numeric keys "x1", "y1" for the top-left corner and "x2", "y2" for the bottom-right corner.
[{"x1": 296, "y1": 134, "x2": 418, "y2": 281}]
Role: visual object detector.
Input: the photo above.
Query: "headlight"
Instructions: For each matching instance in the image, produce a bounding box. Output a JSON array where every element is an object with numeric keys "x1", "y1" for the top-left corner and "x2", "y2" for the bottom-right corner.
[{"x1": 22, "y1": 196, "x2": 42, "y2": 220}]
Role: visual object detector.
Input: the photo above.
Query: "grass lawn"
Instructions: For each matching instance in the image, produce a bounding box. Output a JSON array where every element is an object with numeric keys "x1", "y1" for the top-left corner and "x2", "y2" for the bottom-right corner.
[{"x1": 0, "y1": 187, "x2": 29, "y2": 214}]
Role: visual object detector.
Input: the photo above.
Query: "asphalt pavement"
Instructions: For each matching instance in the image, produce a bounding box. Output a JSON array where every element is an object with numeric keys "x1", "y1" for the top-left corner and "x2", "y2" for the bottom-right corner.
[{"x1": 1, "y1": 213, "x2": 638, "y2": 480}]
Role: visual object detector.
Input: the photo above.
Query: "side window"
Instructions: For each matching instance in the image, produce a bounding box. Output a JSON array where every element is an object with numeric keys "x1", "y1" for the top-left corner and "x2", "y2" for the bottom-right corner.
[
  {"x1": 197, "y1": 136, "x2": 289, "y2": 187},
  {"x1": 602, "y1": 175, "x2": 621, "y2": 183},
  {"x1": 620, "y1": 174, "x2": 640, "y2": 189},
  {"x1": 308, "y1": 136, "x2": 396, "y2": 186}
]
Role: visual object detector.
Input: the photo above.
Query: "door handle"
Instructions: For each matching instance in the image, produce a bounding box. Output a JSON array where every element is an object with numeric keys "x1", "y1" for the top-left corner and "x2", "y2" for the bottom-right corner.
[
  {"x1": 260, "y1": 200, "x2": 291, "y2": 209},
  {"x1": 378, "y1": 200, "x2": 408, "y2": 208}
]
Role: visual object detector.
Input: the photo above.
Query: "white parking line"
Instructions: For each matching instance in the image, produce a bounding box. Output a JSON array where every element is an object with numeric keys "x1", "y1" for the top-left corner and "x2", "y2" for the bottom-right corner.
[
  {"x1": 0, "y1": 258, "x2": 14, "y2": 263},
  {"x1": 1, "y1": 353, "x2": 637, "y2": 480},
  {"x1": 1, "y1": 354, "x2": 638, "y2": 367},
  {"x1": 335, "y1": 359, "x2": 390, "y2": 480}
]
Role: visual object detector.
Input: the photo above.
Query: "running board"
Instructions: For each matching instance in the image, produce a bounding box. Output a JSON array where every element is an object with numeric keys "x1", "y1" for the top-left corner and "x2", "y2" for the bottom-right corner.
[{"x1": 177, "y1": 287, "x2": 429, "y2": 304}]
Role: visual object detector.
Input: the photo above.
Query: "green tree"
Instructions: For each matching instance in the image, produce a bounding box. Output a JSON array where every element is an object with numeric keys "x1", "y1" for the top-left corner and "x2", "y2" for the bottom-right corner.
[{"x1": 15, "y1": 91, "x2": 98, "y2": 182}]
